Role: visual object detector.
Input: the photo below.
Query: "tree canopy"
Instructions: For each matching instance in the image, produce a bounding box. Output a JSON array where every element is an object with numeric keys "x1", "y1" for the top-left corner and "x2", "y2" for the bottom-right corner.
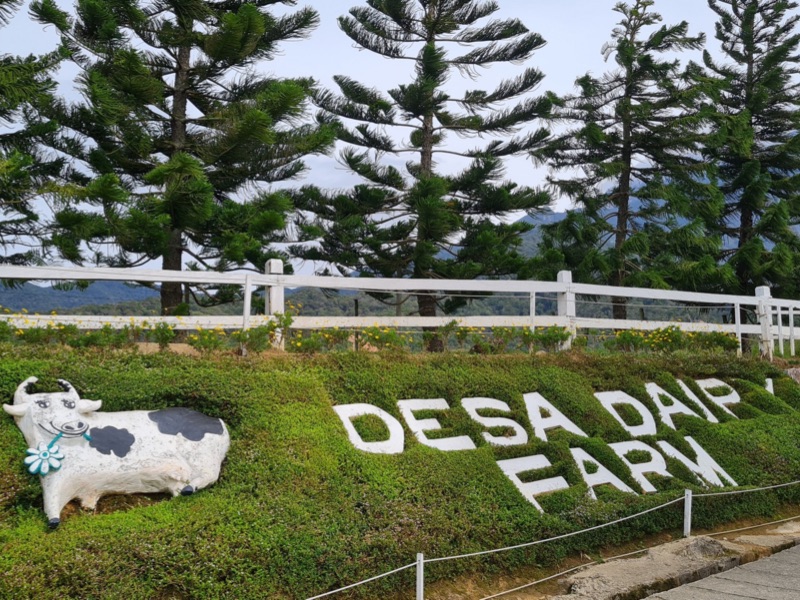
[
  {"x1": 0, "y1": 0, "x2": 63, "y2": 266},
  {"x1": 703, "y1": 0, "x2": 800, "y2": 297},
  {"x1": 532, "y1": 0, "x2": 727, "y2": 318},
  {"x1": 292, "y1": 0, "x2": 552, "y2": 329},
  {"x1": 32, "y1": 0, "x2": 334, "y2": 312}
]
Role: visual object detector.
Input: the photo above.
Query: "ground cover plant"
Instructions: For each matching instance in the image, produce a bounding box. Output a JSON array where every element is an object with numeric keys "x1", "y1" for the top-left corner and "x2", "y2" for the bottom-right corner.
[{"x1": 1, "y1": 346, "x2": 800, "y2": 599}]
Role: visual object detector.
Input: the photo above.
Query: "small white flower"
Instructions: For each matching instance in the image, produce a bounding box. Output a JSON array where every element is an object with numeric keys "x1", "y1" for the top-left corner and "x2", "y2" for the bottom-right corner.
[{"x1": 24, "y1": 442, "x2": 65, "y2": 476}]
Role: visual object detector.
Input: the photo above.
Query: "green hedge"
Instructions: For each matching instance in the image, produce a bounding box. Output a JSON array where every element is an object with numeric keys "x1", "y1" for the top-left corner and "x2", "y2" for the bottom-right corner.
[{"x1": 1, "y1": 345, "x2": 799, "y2": 599}]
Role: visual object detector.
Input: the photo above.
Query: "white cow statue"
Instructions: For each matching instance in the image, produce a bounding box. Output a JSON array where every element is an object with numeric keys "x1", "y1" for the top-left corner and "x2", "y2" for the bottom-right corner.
[{"x1": 3, "y1": 377, "x2": 230, "y2": 528}]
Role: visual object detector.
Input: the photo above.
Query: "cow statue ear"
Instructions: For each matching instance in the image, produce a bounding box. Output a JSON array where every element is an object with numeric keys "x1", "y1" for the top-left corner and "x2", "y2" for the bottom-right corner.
[
  {"x1": 3, "y1": 403, "x2": 28, "y2": 417},
  {"x1": 77, "y1": 400, "x2": 102, "y2": 414}
]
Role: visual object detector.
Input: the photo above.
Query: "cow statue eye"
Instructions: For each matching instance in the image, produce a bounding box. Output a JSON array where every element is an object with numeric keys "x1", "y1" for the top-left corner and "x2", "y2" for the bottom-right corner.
[
  {"x1": 63, "y1": 400, "x2": 75, "y2": 409},
  {"x1": 36, "y1": 400, "x2": 50, "y2": 409}
]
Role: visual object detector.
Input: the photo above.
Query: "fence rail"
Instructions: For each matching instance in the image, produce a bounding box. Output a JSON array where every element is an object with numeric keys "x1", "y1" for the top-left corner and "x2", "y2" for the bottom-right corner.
[{"x1": 0, "y1": 262, "x2": 797, "y2": 357}]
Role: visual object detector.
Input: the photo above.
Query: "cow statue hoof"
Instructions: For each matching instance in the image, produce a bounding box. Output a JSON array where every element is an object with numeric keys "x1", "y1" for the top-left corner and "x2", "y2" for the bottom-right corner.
[{"x1": 3, "y1": 377, "x2": 230, "y2": 526}]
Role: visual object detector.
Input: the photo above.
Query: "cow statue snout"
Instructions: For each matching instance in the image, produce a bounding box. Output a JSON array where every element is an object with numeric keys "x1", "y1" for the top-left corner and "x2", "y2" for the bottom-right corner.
[
  {"x1": 3, "y1": 377, "x2": 230, "y2": 528},
  {"x1": 57, "y1": 420, "x2": 88, "y2": 436}
]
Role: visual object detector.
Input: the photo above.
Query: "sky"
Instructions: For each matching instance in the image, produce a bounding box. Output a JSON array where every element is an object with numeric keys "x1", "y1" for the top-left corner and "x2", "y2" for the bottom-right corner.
[{"x1": 1, "y1": 1, "x2": 730, "y2": 210}]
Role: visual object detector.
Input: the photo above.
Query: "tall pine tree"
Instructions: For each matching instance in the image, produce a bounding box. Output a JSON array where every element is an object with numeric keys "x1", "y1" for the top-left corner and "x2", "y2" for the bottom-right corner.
[
  {"x1": 0, "y1": 0, "x2": 63, "y2": 265},
  {"x1": 704, "y1": 0, "x2": 800, "y2": 297},
  {"x1": 32, "y1": 0, "x2": 334, "y2": 313},
  {"x1": 293, "y1": 0, "x2": 552, "y2": 335},
  {"x1": 532, "y1": 0, "x2": 726, "y2": 319}
]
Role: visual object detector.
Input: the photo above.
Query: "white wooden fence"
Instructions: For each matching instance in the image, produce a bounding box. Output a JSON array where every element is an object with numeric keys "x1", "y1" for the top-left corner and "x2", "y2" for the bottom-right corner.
[{"x1": 0, "y1": 261, "x2": 797, "y2": 358}]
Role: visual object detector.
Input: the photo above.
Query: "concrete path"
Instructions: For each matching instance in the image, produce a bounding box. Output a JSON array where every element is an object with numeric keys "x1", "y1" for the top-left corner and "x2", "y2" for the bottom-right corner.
[{"x1": 645, "y1": 544, "x2": 800, "y2": 599}]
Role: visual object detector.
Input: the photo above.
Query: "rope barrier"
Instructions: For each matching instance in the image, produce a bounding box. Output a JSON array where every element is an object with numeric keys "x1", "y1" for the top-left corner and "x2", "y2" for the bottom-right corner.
[
  {"x1": 478, "y1": 546, "x2": 653, "y2": 600},
  {"x1": 305, "y1": 476, "x2": 800, "y2": 600},
  {"x1": 304, "y1": 561, "x2": 417, "y2": 600},
  {"x1": 707, "y1": 514, "x2": 800, "y2": 538},
  {"x1": 695, "y1": 479, "x2": 800, "y2": 498},
  {"x1": 424, "y1": 497, "x2": 685, "y2": 564}
]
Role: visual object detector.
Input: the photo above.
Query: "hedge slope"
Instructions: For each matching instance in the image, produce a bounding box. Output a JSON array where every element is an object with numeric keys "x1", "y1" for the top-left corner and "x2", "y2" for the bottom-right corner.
[{"x1": 1, "y1": 347, "x2": 799, "y2": 599}]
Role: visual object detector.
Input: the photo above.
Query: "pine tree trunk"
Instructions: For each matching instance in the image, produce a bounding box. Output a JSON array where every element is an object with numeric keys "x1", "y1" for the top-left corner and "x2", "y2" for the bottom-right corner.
[
  {"x1": 160, "y1": 44, "x2": 191, "y2": 315},
  {"x1": 613, "y1": 111, "x2": 633, "y2": 322},
  {"x1": 417, "y1": 292, "x2": 444, "y2": 352},
  {"x1": 418, "y1": 22, "x2": 441, "y2": 352},
  {"x1": 161, "y1": 228, "x2": 184, "y2": 315},
  {"x1": 736, "y1": 203, "x2": 755, "y2": 292}
]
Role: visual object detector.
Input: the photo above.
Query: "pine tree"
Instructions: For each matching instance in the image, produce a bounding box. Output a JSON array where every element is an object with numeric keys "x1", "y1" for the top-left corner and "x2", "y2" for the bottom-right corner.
[
  {"x1": 0, "y1": 0, "x2": 63, "y2": 265},
  {"x1": 704, "y1": 0, "x2": 800, "y2": 297},
  {"x1": 292, "y1": 0, "x2": 552, "y2": 339},
  {"x1": 32, "y1": 0, "x2": 334, "y2": 313},
  {"x1": 532, "y1": 0, "x2": 726, "y2": 319}
]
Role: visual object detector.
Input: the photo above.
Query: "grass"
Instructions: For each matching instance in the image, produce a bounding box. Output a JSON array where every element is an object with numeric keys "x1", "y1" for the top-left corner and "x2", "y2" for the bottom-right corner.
[{"x1": 1, "y1": 345, "x2": 799, "y2": 598}]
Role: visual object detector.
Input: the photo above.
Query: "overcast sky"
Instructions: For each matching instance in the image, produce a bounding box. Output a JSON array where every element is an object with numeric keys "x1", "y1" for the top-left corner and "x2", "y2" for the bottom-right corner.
[{"x1": 1, "y1": 1, "x2": 743, "y2": 212}]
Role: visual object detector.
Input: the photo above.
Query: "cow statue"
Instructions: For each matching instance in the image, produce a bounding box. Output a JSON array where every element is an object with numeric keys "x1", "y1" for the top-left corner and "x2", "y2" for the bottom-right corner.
[{"x1": 3, "y1": 377, "x2": 230, "y2": 528}]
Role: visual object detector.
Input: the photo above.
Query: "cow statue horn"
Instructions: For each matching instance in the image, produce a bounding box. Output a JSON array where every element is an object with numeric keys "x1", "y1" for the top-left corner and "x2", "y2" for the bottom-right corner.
[
  {"x1": 57, "y1": 379, "x2": 80, "y2": 402},
  {"x1": 14, "y1": 376, "x2": 38, "y2": 405},
  {"x1": 4, "y1": 378, "x2": 38, "y2": 417}
]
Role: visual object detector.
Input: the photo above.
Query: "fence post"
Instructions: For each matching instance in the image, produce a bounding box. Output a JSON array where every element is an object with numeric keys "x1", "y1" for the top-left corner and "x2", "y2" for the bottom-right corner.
[
  {"x1": 755, "y1": 286, "x2": 773, "y2": 360},
  {"x1": 557, "y1": 271, "x2": 576, "y2": 349},
  {"x1": 266, "y1": 259, "x2": 285, "y2": 349},
  {"x1": 683, "y1": 489, "x2": 693, "y2": 538},
  {"x1": 266, "y1": 259, "x2": 285, "y2": 315},
  {"x1": 416, "y1": 553, "x2": 424, "y2": 600},
  {"x1": 242, "y1": 274, "x2": 253, "y2": 332},
  {"x1": 734, "y1": 303, "x2": 743, "y2": 357},
  {"x1": 241, "y1": 274, "x2": 253, "y2": 357}
]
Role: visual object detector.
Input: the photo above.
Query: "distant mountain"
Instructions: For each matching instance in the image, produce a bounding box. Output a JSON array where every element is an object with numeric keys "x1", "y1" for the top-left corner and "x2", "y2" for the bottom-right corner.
[
  {"x1": 518, "y1": 209, "x2": 567, "y2": 257},
  {"x1": 0, "y1": 281, "x2": 158, "y2": 312}
]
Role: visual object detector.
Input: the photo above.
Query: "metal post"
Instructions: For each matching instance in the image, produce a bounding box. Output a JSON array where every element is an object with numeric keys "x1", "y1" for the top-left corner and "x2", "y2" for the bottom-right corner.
[
  {"x1": 416, "y1": 553, "x2": 424, "y2": 600},
  {"x1": 683, "y1": 489, "x2": 693, "y2": 538},
  {"x1": 734, "y1": 303, "x2": 742, "y2": 357},
  {"x1": 557, "y1": 271, "x2": 576, "y2": 350},
  {"x1": 755, "y1": 286, "x2": 773, "y2": 360}
]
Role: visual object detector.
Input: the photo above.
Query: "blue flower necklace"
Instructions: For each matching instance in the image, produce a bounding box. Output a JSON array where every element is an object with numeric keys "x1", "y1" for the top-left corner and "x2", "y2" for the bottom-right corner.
[{"x1": 24, "y1": 431, "x2": 92, "y2": 476}]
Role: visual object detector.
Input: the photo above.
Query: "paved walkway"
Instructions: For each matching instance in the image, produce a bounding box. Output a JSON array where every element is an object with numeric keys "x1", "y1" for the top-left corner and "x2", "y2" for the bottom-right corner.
[{"x1": 646, "y1": 544, "x2": 800, "y2": 599}]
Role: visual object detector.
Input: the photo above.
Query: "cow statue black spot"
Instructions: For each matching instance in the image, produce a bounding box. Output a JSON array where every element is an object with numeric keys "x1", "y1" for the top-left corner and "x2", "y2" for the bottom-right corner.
[{"x1": 3, "y1": 377, "x2": 230, "y2": 528}]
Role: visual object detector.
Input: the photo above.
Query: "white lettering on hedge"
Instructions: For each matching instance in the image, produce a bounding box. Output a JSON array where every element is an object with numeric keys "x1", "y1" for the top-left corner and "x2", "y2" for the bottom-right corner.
[
  {"x1": 645, "y1": 383, "x2": 703, "y2": 430},
  {"x1": 695, "y1": 379, "x2": 739, "y2": 417},
  {"x1": 496, "y1": 455, "x2": 570, "y2": 513},
  {"x1": 766, "y1": 378, "x2": 774, "y2": 395},
  {"x1": 657, "y1": 437, "x2": 738, "y2": 488},
  {"x1": 608, "y1": 441, "x2": 673, "y2": 493},
  {"x1": 523, "y1": 392, "x2": 587, "y2": 442},
  {"x1": 333, "y1": 404, "x2": 405, "y2": 455},
  {"x1": 336, "y1": 378, "x2": 750, "y2": 510},
  {"x1": 397, "y1": 399, "x2": 477, "y2": 451},
  {"x1": 461, "y1": 398, "x2": 528, "y2": 447},
  {"x1": 570, "y1": 447, "x2": 635, "y2": 500},
  {"x1": 676, "y1": 381, "x2": 719, "y2": 423},
  {"x1": 595, "y1": 391, "x2": 658, "y2": 437}
]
